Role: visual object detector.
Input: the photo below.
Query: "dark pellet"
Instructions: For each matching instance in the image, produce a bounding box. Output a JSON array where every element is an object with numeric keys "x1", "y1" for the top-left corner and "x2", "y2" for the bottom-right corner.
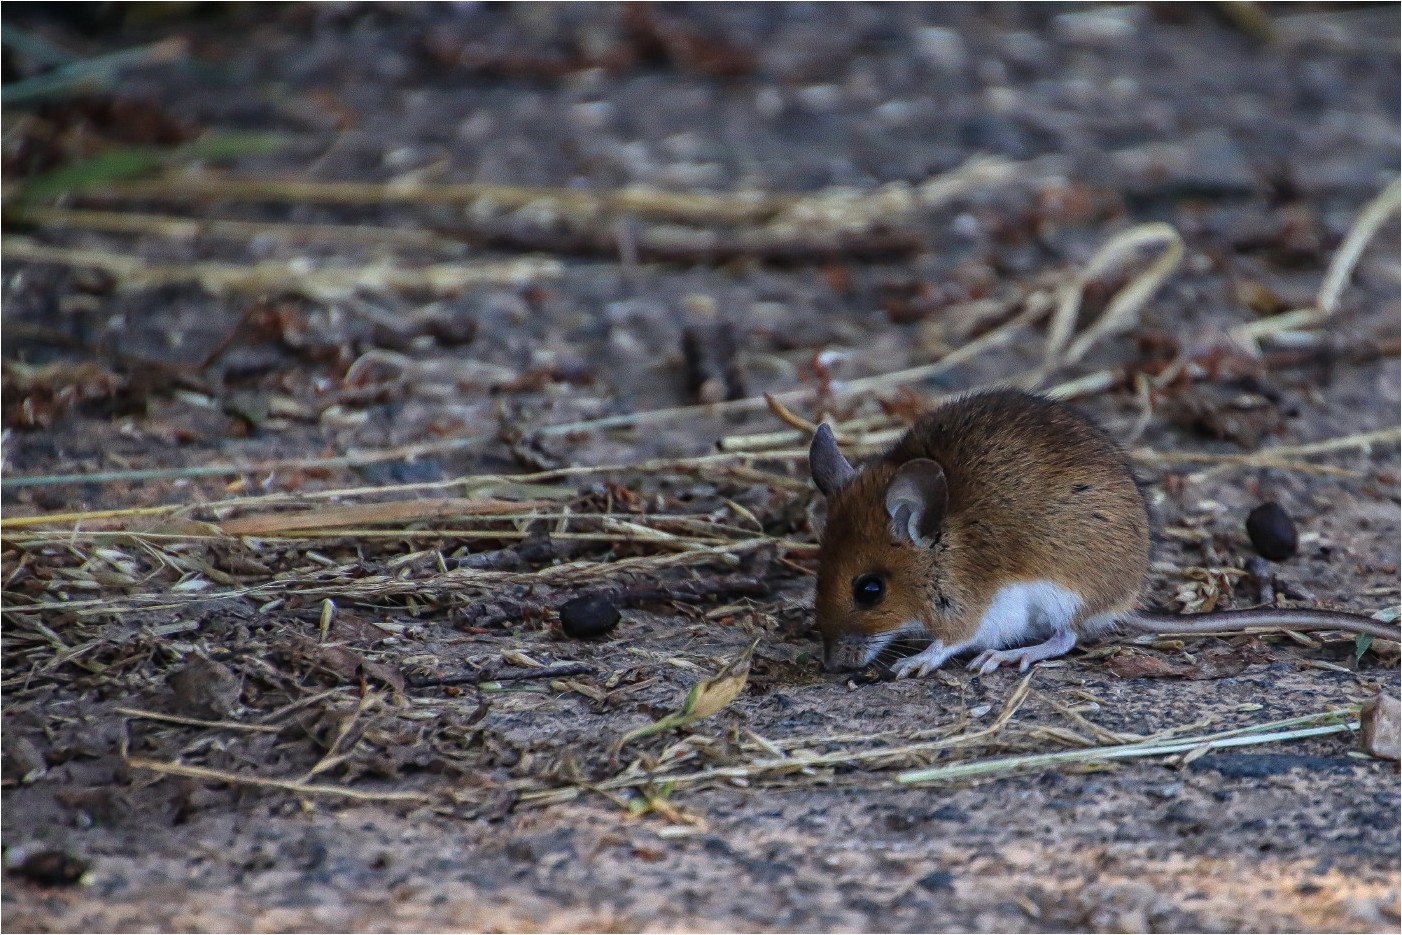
[
  {"x1": 558, "y1": 594, "x2": 621, "y2": 639},
  {"x1": 1246, "y1": 501, "x2": 1298, "y2": 561}
]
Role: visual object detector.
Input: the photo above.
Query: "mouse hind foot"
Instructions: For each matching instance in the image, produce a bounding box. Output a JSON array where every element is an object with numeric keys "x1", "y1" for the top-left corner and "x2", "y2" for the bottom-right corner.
[{"x1": 967, "y1": 627, "x2": 1078, "y2": 675}]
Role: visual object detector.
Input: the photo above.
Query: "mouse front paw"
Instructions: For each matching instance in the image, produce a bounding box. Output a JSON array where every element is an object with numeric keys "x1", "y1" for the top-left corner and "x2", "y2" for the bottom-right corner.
[{"x1": 890, "y1": 642, "x2": 954, "y2": 678}]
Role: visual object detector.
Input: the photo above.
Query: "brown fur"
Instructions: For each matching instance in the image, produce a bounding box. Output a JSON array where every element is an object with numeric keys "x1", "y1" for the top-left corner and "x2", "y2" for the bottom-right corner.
[{"x1": 814, "y1": 389, "x2": 1150, "y2": 659}]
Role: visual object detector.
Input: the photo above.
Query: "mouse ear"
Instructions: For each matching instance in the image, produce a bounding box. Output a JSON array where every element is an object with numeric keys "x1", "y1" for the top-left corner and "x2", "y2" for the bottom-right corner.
[
  {"x1": 808, "y1": 423, "x2": 856, "y2": 496},
  {"x1": 885, "y1": 459, "x2": 947, "y2": 547}
]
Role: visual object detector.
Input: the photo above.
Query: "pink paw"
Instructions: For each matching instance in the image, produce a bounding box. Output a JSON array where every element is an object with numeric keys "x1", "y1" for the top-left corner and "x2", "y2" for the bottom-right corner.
[{"x1": 967, "y1": 648, "x2": 1038, "y2": 676}]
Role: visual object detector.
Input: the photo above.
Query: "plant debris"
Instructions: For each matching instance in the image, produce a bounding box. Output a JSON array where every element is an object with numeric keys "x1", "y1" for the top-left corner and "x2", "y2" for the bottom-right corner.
[
  {"x1": 1, "y1": 6, "x2": 1397, "y2": 932},
  {"x1": 1101, "y1": 640, "x2": 1275, "y2": 680}
]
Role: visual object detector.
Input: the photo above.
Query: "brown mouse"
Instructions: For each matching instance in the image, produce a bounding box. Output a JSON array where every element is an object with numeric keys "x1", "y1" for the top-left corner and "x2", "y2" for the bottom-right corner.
[{"x1": 808, "y1": 388, "x2": 1400, "y2": 677}]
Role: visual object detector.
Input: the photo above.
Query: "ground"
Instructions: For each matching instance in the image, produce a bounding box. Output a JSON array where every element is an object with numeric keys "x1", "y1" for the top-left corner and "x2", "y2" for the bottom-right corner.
[{"x1": 2, "y1": 4, "x2": 1399, "y2": 933}]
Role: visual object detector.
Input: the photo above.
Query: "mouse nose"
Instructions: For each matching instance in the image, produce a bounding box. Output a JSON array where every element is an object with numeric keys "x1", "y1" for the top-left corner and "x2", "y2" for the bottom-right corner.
[{"x1": 822, "y1": 642, "x2": 861, "y2": 674}]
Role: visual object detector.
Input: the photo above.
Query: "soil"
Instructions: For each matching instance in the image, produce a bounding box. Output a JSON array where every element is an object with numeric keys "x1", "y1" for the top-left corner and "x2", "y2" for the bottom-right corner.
[{"x1": 2, "y1": 4, "x2": 1399, "y2": 933}]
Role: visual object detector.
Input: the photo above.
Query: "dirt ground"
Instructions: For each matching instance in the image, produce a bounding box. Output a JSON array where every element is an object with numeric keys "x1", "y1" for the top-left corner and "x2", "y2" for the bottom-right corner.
[{"x1": 2, "y1": 4, "x2": 1400, "y2": 933}]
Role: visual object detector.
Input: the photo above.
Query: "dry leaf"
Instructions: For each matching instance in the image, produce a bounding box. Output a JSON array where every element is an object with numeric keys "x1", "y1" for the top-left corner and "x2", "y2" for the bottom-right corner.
[
  {"x1": 613, "y1": 638, "x2": 758, "y2": 752},
  {"x1": 1104, "y1": 640, "x2": 1273, "y2": 680}
]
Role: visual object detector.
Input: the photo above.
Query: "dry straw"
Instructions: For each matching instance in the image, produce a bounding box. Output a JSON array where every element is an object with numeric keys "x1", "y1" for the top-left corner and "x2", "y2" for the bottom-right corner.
[{"x1": 6, "y1": 161, "x2": 1396, "y2": 813}]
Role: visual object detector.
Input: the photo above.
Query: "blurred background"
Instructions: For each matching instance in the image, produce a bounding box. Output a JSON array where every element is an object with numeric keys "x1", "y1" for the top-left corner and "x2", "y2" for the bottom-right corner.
[{"x1": 4, "y1": 2, "x2": 1397, "y2": 508}]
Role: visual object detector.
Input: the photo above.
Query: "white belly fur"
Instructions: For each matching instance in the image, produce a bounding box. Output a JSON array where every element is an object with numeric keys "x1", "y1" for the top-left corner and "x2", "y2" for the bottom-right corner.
[{"x1": 968, "y1": 581, "x2": 1083, "y2": 651}]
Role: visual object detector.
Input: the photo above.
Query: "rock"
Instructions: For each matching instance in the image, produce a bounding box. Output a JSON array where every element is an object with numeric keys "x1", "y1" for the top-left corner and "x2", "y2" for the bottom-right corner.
[
  {"x1": 1360, "y1": 693, "x2": 1400, "y2": 762},
  {"x1": 1, "y1": 733, "x2": 48, "y2": 784}
]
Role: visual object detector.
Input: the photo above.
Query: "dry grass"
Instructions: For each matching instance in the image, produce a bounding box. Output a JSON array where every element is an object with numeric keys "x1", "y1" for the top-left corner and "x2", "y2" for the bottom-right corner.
[{"x1": 3, "y1": 168, "x2": 1397, "y2": 815}]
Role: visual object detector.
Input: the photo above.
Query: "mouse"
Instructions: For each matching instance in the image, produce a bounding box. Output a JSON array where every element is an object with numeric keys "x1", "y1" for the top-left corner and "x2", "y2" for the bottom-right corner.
[{"x1": 807, "y1": 387, "x2": 1400, "y2": 677}]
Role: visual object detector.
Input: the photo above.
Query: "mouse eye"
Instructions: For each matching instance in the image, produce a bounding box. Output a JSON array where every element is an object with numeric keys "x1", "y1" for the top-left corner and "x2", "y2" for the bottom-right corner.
[{"x1": 852, "y1": 574, "x2": 885, "y2": 609}]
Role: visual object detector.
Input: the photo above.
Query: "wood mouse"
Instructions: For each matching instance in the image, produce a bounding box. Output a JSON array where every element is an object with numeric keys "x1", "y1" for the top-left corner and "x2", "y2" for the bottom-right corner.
[{"x1": 808, "y1": 388, "x2": 1400, "y2": 677}]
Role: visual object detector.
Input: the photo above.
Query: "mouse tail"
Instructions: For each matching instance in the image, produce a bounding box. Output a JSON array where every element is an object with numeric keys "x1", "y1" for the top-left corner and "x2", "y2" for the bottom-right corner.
[{"x1": 1124, "y1": 607, "x2": 1400, "y2": 642}]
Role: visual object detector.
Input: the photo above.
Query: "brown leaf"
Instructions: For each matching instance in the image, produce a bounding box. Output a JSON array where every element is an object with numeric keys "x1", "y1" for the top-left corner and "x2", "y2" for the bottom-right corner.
[
  {"x1": 304, "y1": 643, "x2": 364, "y2": 681},
  {"x1": 1162, "y1": 387, "x2": 1282, "y2": 449},
  {"x1": 283, "y1": 636, "x2": 404, "y2": 694},
  {"x1": 167, "y1": 655, "x2": 241, "y2": 718},
  {"x1": 360, "y1": 660, "x2": 407, "y2": 695},
  {"x1": 1104, "y1": 640, "x2": 1273, "y2": 680},
  {"x1": 1103, "y1": 649, "x2": 1186, "y2": 679}
]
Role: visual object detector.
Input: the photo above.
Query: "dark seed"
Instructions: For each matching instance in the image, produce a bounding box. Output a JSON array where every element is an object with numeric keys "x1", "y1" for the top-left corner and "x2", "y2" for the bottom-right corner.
[
  {"x1": 558, "y1": 594, "x2": 621, "y2": 639},
  {"x1": 13, "y1": 850, "x2": 90, "y2": 887},
  {"x1": 1246, "y1": 501, "x2": 1298, "y2": 561}
]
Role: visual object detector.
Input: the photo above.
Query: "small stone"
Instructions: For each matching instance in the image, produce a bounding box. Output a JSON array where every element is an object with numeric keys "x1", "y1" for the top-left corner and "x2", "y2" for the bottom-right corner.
[
  {"x1": 558, "y1": 594, "x2": 621, "y2": 639},
  {"x1": 2, "y1": 733, "x2": 47, "y2": 784},
  {"x1": 1246, "y1": 501, "x2": 1298, "y2": 561},
  {"x1": 1360, "y1": 692, "x2": 1400, "y2": 762}
]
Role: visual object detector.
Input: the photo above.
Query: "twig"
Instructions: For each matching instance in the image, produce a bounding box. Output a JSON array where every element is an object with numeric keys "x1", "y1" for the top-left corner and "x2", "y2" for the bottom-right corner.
[
  {"x1": 217, "y1": 497, "x2": 550, "y2": 537},
  {"x1": 77, "y1": 153, "x2": 1052, "y2": 226},
  {"x1": 408, "y1": 663, "x2": 595, "y2": 689},
  {"x1": 1041, "y1": 222, "x2": 1185, "y2": 376},
  {"x1": 113, "y1": 707, "x2": 281, "y2": 733},
  {"x1": 1120, "y1": 371, "x2": 1155, "y2": 447},
  {"x1": 0, "y1": 237, "x2": 563, "y2": 300},
  {"x1": 897, "y1": 709, "x2": 1359, "y2": 785},
  {"x1": 91, "y1": 176, "x2": 793, "y2": 224},
  {"x1": 5, "y1": 410, "x2": 1385, "y2": 501},
  {"x1": 1, "y1": 426, "x2": 808, "y2": 492},
  {"x1": 11, "y1": 206, "x2": 461, "y2": 249},
  {"x1": 523, "y1": 670, "x2": 1039, "y2": 799},
  {"x1": 1133, "y1": 426, "x2": 1400, "y2": 468},
  {"x1": 302, "y1": 692, "x2": 380, "y2": 781},
  {"x1": 837, "y1": 301, "x2": 1051, "y2": 398},
  {"x1": 1230, "y1": 177, "x2": 1400, "y2": 351},
  {"x1": 763, "y1": 393, "x2": 818, "y2": 433},
  {"x1": 434, "y1": 221, "x2": 923, "y2": 265},
  {"x1": 1317, "y1": 176, "x2": 1400, "y2": 317},
  {"x1": 125, "y1": 756, "x2": 435, "y2": 802}
]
